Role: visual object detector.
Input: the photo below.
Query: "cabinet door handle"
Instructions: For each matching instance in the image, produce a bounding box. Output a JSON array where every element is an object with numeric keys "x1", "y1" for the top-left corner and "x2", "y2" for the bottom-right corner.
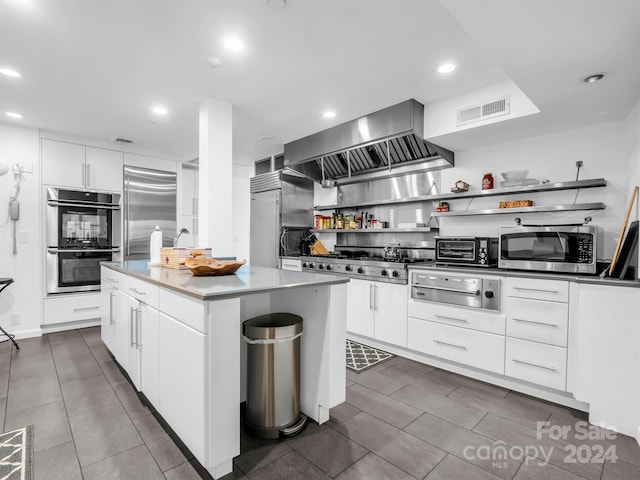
[
  {"x1": 513, "y1": 318, "x2": 559, "y2": 328},
  {"x1": 86, "y1": 163, "x2": 91, "y2": 186},
  {"x1": 434, "y1": 339, "x2": 467, "y2": 350},
  {"x1": 130, "y1": 307, "x2": 135, "y2": 347},
  {"x1": 369, "y1": 284, "x2": 374, "y2": 310},
  {"x1": 136, "y1": 308, "x2": 142, "y2": 349},
  {"x1": 109, "y1": 293, "x2": 115, "y2": 325},
  {"x1": 512, "y1": 358, "x2": 558, "y2": 372},
  {"x1": 129, "y1": 287, "x2": 146, "y2": 296},
  {"x1": 435, "y1": 314, "x2": 468, "y2": 324},
  {"x1": 195, "y1": 197, "x2": 198, "y2": 215},
  {"x1": 82, "y1": 163, "x2": 86, "y2": 186},
  {"x1": 513, "y1": 286, "x2": 559, "y2": 294}
]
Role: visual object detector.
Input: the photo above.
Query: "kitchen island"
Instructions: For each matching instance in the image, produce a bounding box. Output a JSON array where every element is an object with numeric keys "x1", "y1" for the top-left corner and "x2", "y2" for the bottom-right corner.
[{"x1": 100, "y1": 261, "x2": 349, "y2": 479}]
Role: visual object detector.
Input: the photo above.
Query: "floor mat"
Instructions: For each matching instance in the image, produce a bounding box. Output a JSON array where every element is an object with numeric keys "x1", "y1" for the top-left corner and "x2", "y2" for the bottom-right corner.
[
  {"x1": 346, "y1": 339, "x2": 395, "y2": 373},
  {"x1": 0, "y1": 424, "x2": 33, "y2": 480}
]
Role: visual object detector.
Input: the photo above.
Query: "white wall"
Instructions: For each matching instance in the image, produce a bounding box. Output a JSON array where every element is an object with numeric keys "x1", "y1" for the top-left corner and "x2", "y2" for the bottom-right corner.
[
  {"x1": 438, "y1": 120, "x2": 630, "y2": 260},
  {"x1": 0, "y1": 123, "x2": 42, "y2": 338},
  {"x1": 624, "y1": 97, "x2": 640, "y2": 278}
]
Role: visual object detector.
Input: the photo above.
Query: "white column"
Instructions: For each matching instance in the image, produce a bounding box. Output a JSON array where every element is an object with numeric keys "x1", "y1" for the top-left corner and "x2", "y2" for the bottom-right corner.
[{"x1": 199, "y1": 98, "x2": 234, "y2": 256}]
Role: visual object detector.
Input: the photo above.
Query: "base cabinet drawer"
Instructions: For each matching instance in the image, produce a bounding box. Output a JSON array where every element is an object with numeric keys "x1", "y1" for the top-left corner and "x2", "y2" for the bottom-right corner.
[
  {"x1": 408, "y1": 317, "x2": 505, "y2": 374},
  {"x1": 125, "y1": 275, "x2": 159, "y2": 308},
  {"x1": 506, "y1": 278, "x2": 569, "y2": 303},
  {"x1": 505, "y1": 338, "x2": 567, "y2": 391},
  {"x1": 44, "y1": 293, "x2": 102, "y2": 325},
  {"x1": 408, "y1": 299, "x2": 506, "y2": 335},
  {"x1": 506, "y1": 297, "x2": 568, "y2": 346}
]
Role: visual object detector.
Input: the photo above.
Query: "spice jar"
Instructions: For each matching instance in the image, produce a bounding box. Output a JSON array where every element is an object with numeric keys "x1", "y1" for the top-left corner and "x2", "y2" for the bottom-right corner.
[{"x1": 482, "y1": 173, "x2": 494, "y2": 190}]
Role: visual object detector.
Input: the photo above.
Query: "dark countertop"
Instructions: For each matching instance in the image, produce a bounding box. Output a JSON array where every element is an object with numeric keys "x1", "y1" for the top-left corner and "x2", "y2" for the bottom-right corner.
[
  {"x1": 408, "y1": 263, "x2": 640, "y2": 288},
  {"x1": 102, "y1": 260, "x2": 349, "y2": 300}
]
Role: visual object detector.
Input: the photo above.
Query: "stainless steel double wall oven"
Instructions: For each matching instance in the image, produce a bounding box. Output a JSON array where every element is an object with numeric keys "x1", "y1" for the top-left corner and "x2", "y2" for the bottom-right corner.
[{"x1": 46, "y1": 188, "x2": 121, "y2": 294}]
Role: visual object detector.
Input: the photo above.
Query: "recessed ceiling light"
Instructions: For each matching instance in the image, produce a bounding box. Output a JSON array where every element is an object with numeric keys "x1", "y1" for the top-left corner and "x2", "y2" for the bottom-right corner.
[
  {"x1": 323, "y1": 111, "x2": 336, "y2": 119},
  {"x1": 267, "y1": 0, "x2": 287, "y2": 8},
  {"x1": 0, "y1": 68, "x2": 21, "y2": 78},
  {"x1": 582, "y1": 73, "x2": 606, "y2": 84},
  {"x1": 224, "y1": 38, "x2": 244, "y2": 52},
  {"x1": 151, "y1": 106, "x2": 168, "y2": 116},
  {"x1": 437, "y1": 63, "x2": 456, "y2": 74},
  {"x1": 258, "y1": 135, "x2": 273, "y2": 141},
  {"x1": 6, "y1": 112, "x2": 23, "y2": 119}
]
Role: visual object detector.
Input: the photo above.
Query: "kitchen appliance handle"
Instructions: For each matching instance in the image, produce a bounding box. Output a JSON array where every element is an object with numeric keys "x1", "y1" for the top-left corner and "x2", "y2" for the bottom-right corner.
[
  {"x1": 434, "y1": 339, "x2": 467, "y2": 350},
  {"x1": 513, "y1": 318, "x2": 559, "y2": 328},
  {"x1": 512, "y1": 358, "x2": 557, "y2": 372},
  {"x1": 130, "y1": 307, "x2": 135, "y2": 347},
  {"x1": 47, "y1": 201, "x2": 121, "y2": 210},
  {"x1": 124, "y1": 177, "x2": 130, "y2": 256},
  {"x1": 413, "y1": 285, "x2": 480, "y2": 296},
  {"x1": 280, "y1": 228, "x2": 287, "y2": 251},
  {"x1": 435, "y1": 314, "x2": 468, "y2": 324},
  {"x1": 47, "y1": 248, "x2": 121, "y2": 254},
  {"x1": 109, "y1": 292, "x2": 116, "y2": 325},
  {"x1": 512, "y1": 286, "x2": 559, "y2": 294}
]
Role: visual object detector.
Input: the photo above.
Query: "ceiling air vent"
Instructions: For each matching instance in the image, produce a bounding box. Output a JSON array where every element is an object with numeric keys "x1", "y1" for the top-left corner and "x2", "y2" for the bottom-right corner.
[
  {"x1": 114, "y1": 137, "x2": 133, "y2": 144},
  {"x1": 456, "y1": 95, "x2": 510, "y2": 127}
]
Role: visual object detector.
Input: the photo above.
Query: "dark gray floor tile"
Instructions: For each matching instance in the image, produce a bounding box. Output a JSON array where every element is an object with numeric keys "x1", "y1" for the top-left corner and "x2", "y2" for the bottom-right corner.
[
  {"x1": 345, "y1": 378, "x2": 355, "y2": 387},
  {"x1": 100, "y1": 359, "x2": 128, "y2": 386},
  {"x1": 430, "y1": 368, "x2": 510, "y2": 398},
  {"x1": 514, "y1": 461, "x2": 589, "y2": 480},
  {"x1": 609, "y1": 435, "x2": 640, "y2": 468},
  {"x1": 380, "y1": 364, "x2": 460, "y2": 396},
  {"x1": 384, "y1": 355, "x2": 437, "y2": 374},
  {"x1": 0, "y1": 369, "x2": 8, "y2": 399},
  {"x1": 79, "y1": 326, "x2": 102, "y2": 346},
  {"x1": 336, "y1": 452, "x2": 415, "y2": 480},
  {"x1": 61, "y1": 374, "x2": 120, "y2": 418},
  {"x1": 333, "y1": 412, "x2": 446, "y2": 478},
  {"x1": 8, "y1": 352, "x2": 55, "y2": 383},
  {"x1": 166, "y1": 461, "x2": 225, "y2": 480},
  {"x1": 113, "y1": 381, "x2": 150, "y2": 420},
  {"x1": 10, "y1": 336, "x2": 51, "y2": 357},
  {"x1": 392, "y1": 383, "x2": 487, "y2": 429},
  {"x1": 473, "y1": 413, "x2": 604, "y2": 480},
  {"x1": 5, "y1": 374, "x2": 62, "y2": 414},
  {"x1": 89, "y1": 342, "x2": 113, "y2": 364},
  {"x1": 287, "y1": 423, "x2": 368, "y2": 476},
  {"x1": 426, "y1": 454, "x2": 501, "y2": 480},
  {"x1": 50, "y1": 341, "x2": 92, "y2": 361},
  {"x1": 346, "y1": 368, "x2": 407, "y2": 395},
  {"x1": 82, "y1": 444, "x2": 165, "y2": 480},
  {"x1": 55, "y1": 353, "x2": 103, "y2": 385},
  {"x1": 47, "y1": 329, "x2": 84, "y2": 345},
  {"x1": 404, "y1": 412, "x2": 522, "y2": 480},
  {"x1": 346, "y1": 383, "x2": 422, "y2": 429},
  {"x1": 33, "y1": 441, "x2": 83, "y2": 480},
  {"x1": 248, "y1": 451, "x2": 330, "y2": 480},
  {"x1": 132, "y1": 413, "x2": 187, "y2": 472},
  {"x1": 0, "y1": 397, "x2": 5, "y2": 431},
  {"x1": 330, "y1": 402, "x2": 360, "y2": 424},
  {"x1": 0, "y1": 342, "x2": 13, "y2": 372},
  {"x1": 4, "y1": 399, "x2": 72, "y2": 452},
  {"x1": 68, "y1": 402, "x2": 143, "y2": 466},
  {"x1": 235, "y1": 426, "x2": 292, "y2": 475},
  {"x1": 448, "y1": 385, "x2": 552, "y2": 428},
  {"x1": 602, "y1": 460, "x2": 640, "y2": 480}
]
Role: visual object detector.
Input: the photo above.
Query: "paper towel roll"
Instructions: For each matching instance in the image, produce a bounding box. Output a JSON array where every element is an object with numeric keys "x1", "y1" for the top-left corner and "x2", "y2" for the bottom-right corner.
[{"x1": 149, "y1": 226, "x2": 162, "y2": 266}]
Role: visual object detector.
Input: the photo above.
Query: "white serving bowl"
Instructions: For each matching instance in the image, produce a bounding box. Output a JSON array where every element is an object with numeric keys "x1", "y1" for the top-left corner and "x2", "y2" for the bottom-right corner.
[{"x1": 500, "y1": 170, "x2": 529, "y2": 182}]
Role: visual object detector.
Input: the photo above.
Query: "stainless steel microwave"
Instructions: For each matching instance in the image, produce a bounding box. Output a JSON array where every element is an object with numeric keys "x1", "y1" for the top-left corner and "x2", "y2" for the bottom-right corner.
[{"x1": 499, "y1": 225, "x2": 597, "y2": 274}]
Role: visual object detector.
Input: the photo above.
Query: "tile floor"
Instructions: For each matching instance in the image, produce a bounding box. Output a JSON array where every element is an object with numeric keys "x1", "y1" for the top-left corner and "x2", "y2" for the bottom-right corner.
[{"x1": 1, "y1": 327, "x2": 639, "y2": 479}]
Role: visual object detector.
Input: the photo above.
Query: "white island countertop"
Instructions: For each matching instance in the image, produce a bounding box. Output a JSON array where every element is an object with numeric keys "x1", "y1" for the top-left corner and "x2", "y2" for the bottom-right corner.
[{"x1": 102, "y1": 260, "x2": 349, "y2": 300}]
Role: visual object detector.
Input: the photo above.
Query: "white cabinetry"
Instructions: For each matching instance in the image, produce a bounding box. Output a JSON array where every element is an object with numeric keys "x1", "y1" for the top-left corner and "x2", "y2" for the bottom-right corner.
[
  {"x1": 178, "y1": 164, "x2": 199, "y2": 246},
  {"x1": 42, "y1": 139, "x2": 123, "y2": 191},
  {"x1": 347, "y1": 279, "x2": 407, "y2": 346},
  {"x1": 280, "y1": 258, "x2": 302, "y2": 271},
  {"x1": 504, "y1": 277, "x2": 569, "y2": 391},
  {"x1": 43, "y1": 292, "x2": 102, "y2": 325}
]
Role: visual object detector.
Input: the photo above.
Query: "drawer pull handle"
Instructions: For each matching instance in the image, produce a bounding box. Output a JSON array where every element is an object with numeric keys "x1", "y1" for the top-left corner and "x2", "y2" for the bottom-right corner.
[
  {"x1": 129, "y1": 287, "x2": 146, "y2": 295},
  {"x1": 109, "y1": 278, "x2": 120, "y2": 284},
  {"x1": 512, "y1": 358, "x2": 557, "y2": 372},
  {"x1": 513, "y1": 287, "x2": 559, "y2": 294},
  {"x1": 73, "y1": 306, "x2": 100, "y2": 312},
  {"x1": 434, "y1": 339, "x2": 467, "y2": 350},
  {"x1": 435, "y1": 315, "x2": 468, "y2": 323},
  {"x1": 513, "y1": 318, "x2": 559, "y2": 328},
  {"x1": 414, "y1": 285, "x2": 480, "y2": 296}
]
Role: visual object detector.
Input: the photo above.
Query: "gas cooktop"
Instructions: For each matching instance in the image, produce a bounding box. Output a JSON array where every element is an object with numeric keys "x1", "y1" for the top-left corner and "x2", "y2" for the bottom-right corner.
[{"x1": 300, "y1": 255, "x2": 427, "y2": 284}]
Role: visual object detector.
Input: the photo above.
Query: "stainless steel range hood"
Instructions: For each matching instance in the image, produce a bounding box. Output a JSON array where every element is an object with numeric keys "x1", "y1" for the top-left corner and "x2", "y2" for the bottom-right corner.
[{"x1": 284, "y1": 99, "x2": 454, "y2": 184}]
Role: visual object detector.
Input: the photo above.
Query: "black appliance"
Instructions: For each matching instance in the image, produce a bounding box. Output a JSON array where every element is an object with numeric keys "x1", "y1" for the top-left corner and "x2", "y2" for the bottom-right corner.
[{"x1": 435, "y1": 237, "x2": 498, "y2": 267}]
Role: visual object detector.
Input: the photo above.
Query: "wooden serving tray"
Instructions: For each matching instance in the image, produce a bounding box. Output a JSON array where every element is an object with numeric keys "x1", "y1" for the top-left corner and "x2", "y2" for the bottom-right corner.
[{"x1": 179, "y1": 257, "x2": 246, "y2": 276}]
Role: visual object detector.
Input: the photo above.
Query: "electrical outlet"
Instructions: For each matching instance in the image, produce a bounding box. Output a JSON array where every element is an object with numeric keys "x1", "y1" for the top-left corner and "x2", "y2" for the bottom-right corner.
[
  {"x1": 10, "y1": 313, "x2": 21, "y2": 325},
  {"x1": 576, "y1": 161, "x2": 583, "y2": 168}
]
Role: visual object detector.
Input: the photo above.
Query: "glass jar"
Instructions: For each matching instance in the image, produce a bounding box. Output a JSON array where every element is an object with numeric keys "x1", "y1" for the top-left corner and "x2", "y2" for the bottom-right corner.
[{"x1": 482, "y1": 173, "x2": 494, "y2": 190}]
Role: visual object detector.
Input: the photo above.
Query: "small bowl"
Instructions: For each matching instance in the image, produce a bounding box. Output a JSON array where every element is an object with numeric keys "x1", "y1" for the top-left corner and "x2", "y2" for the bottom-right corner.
[{"x1": 500, "y1": 170, "x2": 529, "y2": 182}]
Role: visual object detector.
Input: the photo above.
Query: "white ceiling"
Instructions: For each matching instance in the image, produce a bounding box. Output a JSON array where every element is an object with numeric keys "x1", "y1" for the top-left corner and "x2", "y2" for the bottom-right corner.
[{"x1": 1, "y1": 0, "x2": 639, "y2": 165}]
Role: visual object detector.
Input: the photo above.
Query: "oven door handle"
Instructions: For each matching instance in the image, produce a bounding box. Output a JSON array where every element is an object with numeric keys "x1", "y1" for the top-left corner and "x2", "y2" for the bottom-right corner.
[
  {"x1": 47, "y1": 200, "x2": 121, "y2": 210},
  {"x1": 47, "y1": 248, "x2": 121, "y2": 254},
  {"x1": 413, "y1": 285, "x2": 480, "y2": 296}
]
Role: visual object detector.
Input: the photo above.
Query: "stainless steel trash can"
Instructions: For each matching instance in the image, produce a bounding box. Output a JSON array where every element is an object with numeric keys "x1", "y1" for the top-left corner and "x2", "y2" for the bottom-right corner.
[{"x1": 243, "y1": 313, "x2": 307, "y2": 438}]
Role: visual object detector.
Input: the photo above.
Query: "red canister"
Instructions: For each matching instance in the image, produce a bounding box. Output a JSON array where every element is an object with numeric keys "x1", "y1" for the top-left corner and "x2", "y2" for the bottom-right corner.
[{"x1": 482, "y1": 173, "x2": 494, "y2": 190}]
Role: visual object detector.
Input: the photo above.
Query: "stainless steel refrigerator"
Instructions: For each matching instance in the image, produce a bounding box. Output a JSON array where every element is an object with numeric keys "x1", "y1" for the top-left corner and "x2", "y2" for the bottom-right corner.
[
  {"x1": 250, "y1": 169, "x2": 314, "y2": 268},
  {"x1": 124, "y1": 165, "x2": 177, "y2": 260}
]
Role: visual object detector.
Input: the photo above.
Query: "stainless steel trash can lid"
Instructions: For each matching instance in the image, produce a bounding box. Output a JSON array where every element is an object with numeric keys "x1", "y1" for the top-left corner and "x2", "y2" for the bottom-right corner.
[{"x1": 243, "y1": 313, "x2": 303, "y2": 340}]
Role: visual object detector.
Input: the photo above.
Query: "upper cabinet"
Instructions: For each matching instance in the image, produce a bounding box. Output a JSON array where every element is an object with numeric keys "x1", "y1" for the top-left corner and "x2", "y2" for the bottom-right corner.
[{"x1": 41, "y1": 139, "x2": 123, "y2": 192}]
